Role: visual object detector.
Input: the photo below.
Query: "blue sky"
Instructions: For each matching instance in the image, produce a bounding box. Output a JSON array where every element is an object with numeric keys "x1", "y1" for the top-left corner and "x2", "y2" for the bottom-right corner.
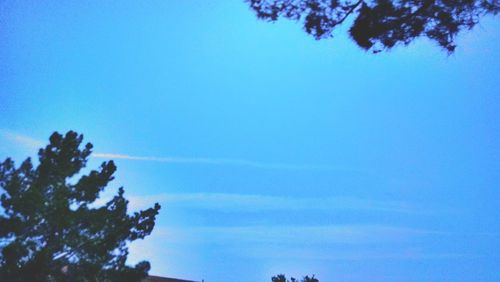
[{"x1": 1, "y1": 1, "x2": 499, "y2": 281}]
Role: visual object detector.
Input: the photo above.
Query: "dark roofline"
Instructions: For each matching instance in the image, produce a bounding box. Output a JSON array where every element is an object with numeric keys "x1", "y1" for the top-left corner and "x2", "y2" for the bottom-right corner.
[{"x1": 143, "y1": 275, "x2": 199, "y2": 282}]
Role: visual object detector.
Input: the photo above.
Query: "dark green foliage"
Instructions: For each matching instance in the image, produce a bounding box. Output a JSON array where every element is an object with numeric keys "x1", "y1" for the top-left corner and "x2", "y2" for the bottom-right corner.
[
  {"x1": 272, "y1": 274, "x2": 319, "y2": 282},
  {"x1": 0, "y1": 131, "x2": 161, "y2": 282},
  {"x1": 247, "y1": 0, "x2": 499, "y2": 53}
]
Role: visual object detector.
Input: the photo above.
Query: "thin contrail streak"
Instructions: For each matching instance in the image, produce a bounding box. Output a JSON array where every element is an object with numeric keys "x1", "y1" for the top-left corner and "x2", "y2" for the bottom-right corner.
[
  {"x1": 0, "y1": 130, "x2": 371, "y2": 173},
  {"x1": 92, "y1": 153, "x2": 364, "y2": 172}
]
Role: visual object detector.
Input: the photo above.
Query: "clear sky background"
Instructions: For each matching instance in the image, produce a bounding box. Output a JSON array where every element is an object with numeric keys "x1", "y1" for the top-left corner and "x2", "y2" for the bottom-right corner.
[{"x1": 1, "y1": 1, "x2": 499, "y2": 281}]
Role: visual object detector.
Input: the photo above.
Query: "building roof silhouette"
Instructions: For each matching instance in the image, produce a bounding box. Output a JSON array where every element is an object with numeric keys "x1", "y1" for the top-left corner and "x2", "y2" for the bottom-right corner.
[{"x1": 143, "y1": 275, "x2": 198, "y2": 282}]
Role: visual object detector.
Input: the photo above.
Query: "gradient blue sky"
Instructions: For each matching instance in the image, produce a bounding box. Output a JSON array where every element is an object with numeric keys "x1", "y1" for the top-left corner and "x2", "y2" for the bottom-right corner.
[{"x1": 1, "y1": 1, "x2": 499, "y2": 281}]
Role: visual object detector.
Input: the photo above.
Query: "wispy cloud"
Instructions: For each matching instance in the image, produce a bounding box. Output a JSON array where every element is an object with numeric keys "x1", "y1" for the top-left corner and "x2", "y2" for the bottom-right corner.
[
  {"x1": 0, "y1": 129, "x2": 372, "y2": 173},
  {"x1": 126, "y1": 192, "x2": 419, "y2": 214},
  {"x1": 148, "y1": 224, "x2": 445, "y2": 245},
  {"x1": 92, "y1": 153, "x2": 367, "y2": 173},
  {"x1": 0, "y1": 129, "x2": 44, "y2": 150},
  {"x1": 128, "y1": 224, "x2": 466, "y2": 267},
  {"x1": 128, "y1": 223, "x2": 479, "y2": 280}
]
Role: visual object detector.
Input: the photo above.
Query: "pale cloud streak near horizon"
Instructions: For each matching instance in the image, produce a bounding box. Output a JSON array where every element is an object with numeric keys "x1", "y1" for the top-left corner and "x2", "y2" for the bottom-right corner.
[
  {"x1": 127, "y1": 224, "x2": 466, "y2": 269},
  {"x1": 146, "y1": 224, "x2": 445, "y2": 245},
  {"x1": 125, "y1": 192, "x2": 429, "y2": 215}
]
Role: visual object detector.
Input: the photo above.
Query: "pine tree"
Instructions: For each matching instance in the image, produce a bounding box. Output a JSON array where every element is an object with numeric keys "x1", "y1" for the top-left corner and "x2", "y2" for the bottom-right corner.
[
  {"x1": 247, "y1": 0, "x2": 499, "y2": 53},
  {"x1": 0, "y1": 131, "x2": 161, "y2": 282}
]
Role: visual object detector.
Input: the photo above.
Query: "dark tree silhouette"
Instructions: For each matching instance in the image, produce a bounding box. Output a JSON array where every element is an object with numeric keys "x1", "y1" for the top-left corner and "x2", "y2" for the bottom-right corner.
[
  {"x1": 272, "y1": 274, "x2": 319, "y2": 282},
  {"x1": 0, "y1": 131, "x2": 161, "y2": 282},
  {"x1": 247, "y1": 0, "x2": 499, "y2": 52}
]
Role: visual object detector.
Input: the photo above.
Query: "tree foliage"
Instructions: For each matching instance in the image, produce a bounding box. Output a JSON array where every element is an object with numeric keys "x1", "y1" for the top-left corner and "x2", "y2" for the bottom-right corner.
[
  {"x1": 247, "y1": 0, "x2": 499, "y2": 52},
  {"x1": 0, "y1": 131, "x2": 161, "y2": 282},
  {"x1": 272, "y1": 273, "x2": 319, "y2": 282}
]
